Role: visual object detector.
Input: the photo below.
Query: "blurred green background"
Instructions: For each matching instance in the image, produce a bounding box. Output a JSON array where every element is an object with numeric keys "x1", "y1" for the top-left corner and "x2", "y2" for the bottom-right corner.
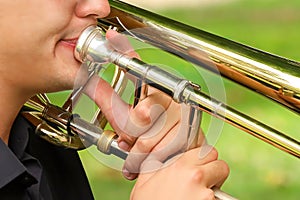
[{"x1": 50, "y1": 0, "x2": 300, "y2": 199}]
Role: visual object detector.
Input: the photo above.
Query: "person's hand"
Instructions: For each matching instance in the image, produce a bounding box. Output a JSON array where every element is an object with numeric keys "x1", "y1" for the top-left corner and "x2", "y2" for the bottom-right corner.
[
  {"x1": 84, "y1": 29, "x2": 205, "y2": 179},
  {"x1": 131, "y1": 146, "x2": 229, "y2": 200}
]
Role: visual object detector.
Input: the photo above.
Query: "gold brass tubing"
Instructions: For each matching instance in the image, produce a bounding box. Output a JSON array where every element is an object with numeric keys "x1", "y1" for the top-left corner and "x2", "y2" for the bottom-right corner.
[
  {"x1": 184, "y1": 87, "x2": 300, "y2": 158},
  {"x1": 74, "y1": 22, "x2": 300, "y2": 159},
  {"x1": 105, "y1": 0, "x2": 300, "y2": 113},
  {"x1": 102, "y1": 0, "x2": 300, "y2": 158},
  {"x1": 96, "y1": 130, "x2": 117, "y2": 154},
  {"x1": 117, "y1": 55, "x2": 300, "y2": 158}
]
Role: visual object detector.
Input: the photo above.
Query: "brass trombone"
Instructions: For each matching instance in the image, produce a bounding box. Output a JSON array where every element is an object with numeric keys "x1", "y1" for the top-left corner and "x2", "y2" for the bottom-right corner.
[
  {"x1": 22, "y1": 0, "x2": 300, "y2": 199},
  {"x1": 96, "y1": 0, "x2": 300, "y2": 157}
]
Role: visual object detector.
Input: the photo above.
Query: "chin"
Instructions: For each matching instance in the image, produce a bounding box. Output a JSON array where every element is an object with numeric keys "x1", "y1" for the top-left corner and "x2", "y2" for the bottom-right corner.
[{"x1": 52, "y1": 43, "x2": 90, "y2": 92}]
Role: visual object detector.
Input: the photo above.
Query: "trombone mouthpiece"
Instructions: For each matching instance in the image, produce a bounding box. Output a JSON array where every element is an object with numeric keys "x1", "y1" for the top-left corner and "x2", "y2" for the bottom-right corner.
[{"x1": 74, "y1": 25, "x2": 113, "y2": 64}]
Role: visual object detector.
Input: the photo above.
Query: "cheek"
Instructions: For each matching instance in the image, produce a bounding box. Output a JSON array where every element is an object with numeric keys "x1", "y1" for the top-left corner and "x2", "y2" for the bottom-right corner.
[
  {"x1": 5, "y1": 31, "x2": 49, "y2": 67},
  {"x1": 0, "y1": 2, "x2": 79, "y2": 90},
  {"x1": 0, "y1": 16, "x2": 53, "y2": 64}
]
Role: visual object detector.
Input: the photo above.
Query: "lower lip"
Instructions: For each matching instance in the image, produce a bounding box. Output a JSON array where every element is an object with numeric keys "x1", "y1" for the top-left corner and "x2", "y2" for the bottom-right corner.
[
  {"x1": 60, "y1": 40, "x2": 77, "y2": 50},
  {"x1": 57, "y1": 40, "x2": 81, "y2": 63}
]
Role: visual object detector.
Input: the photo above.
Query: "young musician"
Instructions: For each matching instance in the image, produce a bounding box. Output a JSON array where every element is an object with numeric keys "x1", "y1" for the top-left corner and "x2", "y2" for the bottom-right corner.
[{"x1": 0, "y1": 0, "x2": 229, "y2": 199}]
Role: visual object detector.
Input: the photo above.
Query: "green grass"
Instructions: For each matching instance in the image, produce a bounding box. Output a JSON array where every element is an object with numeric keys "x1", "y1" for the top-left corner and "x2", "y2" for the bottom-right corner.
[{"x1": 49, "y1": 0, "x2": 300, "y2": 199}]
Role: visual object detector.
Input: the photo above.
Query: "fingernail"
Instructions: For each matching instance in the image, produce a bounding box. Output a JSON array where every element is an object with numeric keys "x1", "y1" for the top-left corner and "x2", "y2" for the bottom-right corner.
[
  {"x1": 119, "y1": 140, "x2": 130, "y2": 151},
  {"x1": 122, "y1": 168, "x2": 136, "y2": 180}
]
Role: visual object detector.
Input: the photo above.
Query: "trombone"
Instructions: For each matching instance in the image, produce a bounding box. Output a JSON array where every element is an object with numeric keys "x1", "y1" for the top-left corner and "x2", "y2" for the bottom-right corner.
[
  {"x1": 96, "y1": 0, "x2": 300, "y2": 158},
  {"x1": 22, "y1": 0, "x2": 300, "y2": 199}
]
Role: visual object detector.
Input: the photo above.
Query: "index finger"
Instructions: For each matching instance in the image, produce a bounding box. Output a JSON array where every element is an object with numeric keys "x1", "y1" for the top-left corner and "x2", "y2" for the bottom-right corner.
[{"x1": 84, "y1": 75, "x2": 172, "y2": 146}]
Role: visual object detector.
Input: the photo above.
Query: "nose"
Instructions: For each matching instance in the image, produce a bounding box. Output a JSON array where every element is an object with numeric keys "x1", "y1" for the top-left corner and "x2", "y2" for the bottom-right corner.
[{"x1": 75, "y1": 0, "x2": 110, "y2": 19}]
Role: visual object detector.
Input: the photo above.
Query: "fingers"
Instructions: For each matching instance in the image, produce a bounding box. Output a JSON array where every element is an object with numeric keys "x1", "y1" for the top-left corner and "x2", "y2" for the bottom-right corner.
[
  {"x1": 88, "y1": 31, "x2": 219, "y2": 188},
  {"x1": 84, "y1": 75, "x2": 134, "y2": 142},
  {"x1": 84, "y1": 74, "x2": 173, "y2": 144},
  {"x1": 132, "y1": 147, "x2": 229, "y2": 200},
  {"x1": 123, "y1": 89, "x2": 172, "y2": 135},
  {"x1": 178, "y1": 145, "x2": 219, "y2": 166},
  {"x1": 122, "y1": 101, "x2": 181, "y2": 179},
  {"x1": 123, "y1": 103, "x2": 206, "y2": 180},
  {"x1": 140, "y1": 106, "x2": 193, "y2": 164},
  {"x1": 142, "y1": 106, "x2": 205, "y2": 167},
  {"x1": 201, "y1": 160, "x2": 230, "y2": 188},
  {"x1": 132, "y1": 158, "x2": 164, "y2": 191},
  {"x1": 106, "y1": 29, "x2": 140, "y2": 59},
  {"x1": 182, "y1": 147, "x2": 229, "y2": 189}
]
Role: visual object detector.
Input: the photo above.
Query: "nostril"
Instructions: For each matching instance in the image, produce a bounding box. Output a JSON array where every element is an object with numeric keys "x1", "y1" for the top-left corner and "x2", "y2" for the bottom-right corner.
[{"x1": 75, "y1": 1, "x2": 111, "y2": 19}]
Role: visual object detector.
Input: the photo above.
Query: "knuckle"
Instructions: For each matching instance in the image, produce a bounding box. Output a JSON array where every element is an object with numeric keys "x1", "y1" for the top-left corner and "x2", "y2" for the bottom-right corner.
[
  {"x1": 133, "y1": 104, "x2": 152, "y2": 124},
  {"x1": 192, "y1": 168, "x2": 205, "y2": 183},
  {"x1": 135, "y1": 138, "x2": 150, "y2": 153}
]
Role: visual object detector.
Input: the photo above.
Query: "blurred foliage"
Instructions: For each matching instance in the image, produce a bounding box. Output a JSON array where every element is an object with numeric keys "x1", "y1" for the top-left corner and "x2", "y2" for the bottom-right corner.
[{"x1": 50, "y1": 0, "x2": 300, "y2": 199}]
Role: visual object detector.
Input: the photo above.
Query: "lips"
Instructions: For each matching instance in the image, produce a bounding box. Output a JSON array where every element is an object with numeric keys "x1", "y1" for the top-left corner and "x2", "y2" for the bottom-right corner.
[{"x1": 60, "y1": 38, "x2": 78, "y2": 48}]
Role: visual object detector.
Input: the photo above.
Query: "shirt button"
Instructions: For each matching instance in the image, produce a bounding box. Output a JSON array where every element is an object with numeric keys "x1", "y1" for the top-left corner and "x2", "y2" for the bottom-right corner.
[
  {"x1": 20, "y1": 174, "x2": 36, "y2": 187},
  {"x1": 24, "y1": 175, "x2": 30, "y2": 182}
]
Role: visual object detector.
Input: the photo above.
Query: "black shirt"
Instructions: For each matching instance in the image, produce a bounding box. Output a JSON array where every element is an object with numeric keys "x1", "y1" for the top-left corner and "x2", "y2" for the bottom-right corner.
[{"x1": 0, "y1": 114, "x2": 94, "y2": 200}]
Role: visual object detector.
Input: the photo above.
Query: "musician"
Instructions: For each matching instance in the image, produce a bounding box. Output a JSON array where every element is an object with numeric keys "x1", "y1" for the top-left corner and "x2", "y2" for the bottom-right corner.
[{"x1": 0, "y1": 0, "x2": 229, "y2": 199}]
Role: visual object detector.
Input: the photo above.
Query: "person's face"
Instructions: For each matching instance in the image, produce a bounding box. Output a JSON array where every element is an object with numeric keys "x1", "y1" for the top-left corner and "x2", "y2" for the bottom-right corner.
[{"x1": 0, "y1": 0, "x2": 110, "y2": 94}]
